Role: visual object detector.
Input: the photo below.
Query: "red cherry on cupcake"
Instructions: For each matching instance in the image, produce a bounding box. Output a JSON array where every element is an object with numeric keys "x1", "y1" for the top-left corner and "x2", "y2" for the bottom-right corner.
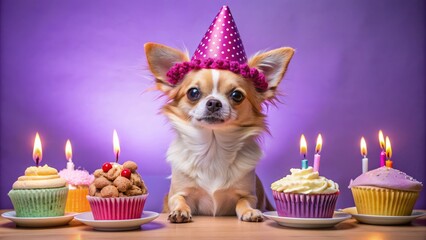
[
  {"x1": 121, "y1": 168, "x2": 131, "y2": 179},
  {"x1": 102, "y1": 162, "x2": 113, "y2": 172}
]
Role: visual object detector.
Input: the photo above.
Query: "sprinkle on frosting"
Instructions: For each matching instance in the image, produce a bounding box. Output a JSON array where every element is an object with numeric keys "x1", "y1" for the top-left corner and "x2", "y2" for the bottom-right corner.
[
  {"x1": 271, "y1": 167, "x2": 339, "y2": 194},
  {"x1": 58, "y1": 169, "x2": 94, "y2": 187},
  {"x1": 349, "y1": 166, "x2": 423, "y2": 192}
]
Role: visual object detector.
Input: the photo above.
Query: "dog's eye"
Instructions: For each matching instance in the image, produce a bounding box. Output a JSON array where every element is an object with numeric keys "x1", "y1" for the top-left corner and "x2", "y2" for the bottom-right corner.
[
  {"x1": 230, "y1": 90, "x2": 245, "y2": 103},
  {"x1": 187, "y1": 88, "x2": 201, "y2": 101}
]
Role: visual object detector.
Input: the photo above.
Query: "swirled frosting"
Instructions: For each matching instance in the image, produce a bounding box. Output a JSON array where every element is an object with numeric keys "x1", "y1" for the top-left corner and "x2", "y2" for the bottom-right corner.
[
  {"x1": 349, "y1": 166, "x2": 422, "y2": 192},
  {"x1": 12, "y1": 165, "x2": 66, "y2": 189},
  {"x1": 271, "y1": 167, "x2": 339, "y2": 194}
]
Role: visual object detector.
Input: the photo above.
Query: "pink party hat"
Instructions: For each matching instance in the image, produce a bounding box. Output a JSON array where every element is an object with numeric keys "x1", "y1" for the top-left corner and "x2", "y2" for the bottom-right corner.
[
  {"x1": 166, "y1": 5, "x2": 268, "y2": 91},
  {"x1": 192, "y1": 5, "x2": 247, "y2": 63}
]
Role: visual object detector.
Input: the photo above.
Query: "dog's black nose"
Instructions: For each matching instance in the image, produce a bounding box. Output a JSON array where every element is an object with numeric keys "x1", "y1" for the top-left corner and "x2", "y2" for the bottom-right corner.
[{"x1": 206, "y1": 99, "x2": 222, "y2": 112}]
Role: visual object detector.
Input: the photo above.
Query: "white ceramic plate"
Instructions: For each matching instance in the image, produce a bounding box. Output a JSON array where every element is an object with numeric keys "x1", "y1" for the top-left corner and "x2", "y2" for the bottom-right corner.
[
  {"x1": 74, "y1": 211, "x2": 159, "y2": 231},
  {"x1": 1, "y1": 211, "x2": 76, "y2": 228},
  {"x1": 340, "y1": 207, "x2": 426, "y2": 225},
  {"x1": 263, "y1": 211, "x2": 351, "y2": 228}
]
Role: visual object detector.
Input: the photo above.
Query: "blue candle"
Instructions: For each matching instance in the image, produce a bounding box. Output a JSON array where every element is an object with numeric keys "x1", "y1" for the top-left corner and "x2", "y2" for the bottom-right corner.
[
  {"x1": 302, "y1": 159, "x2": 308, "y2": 169},
  {"x1": 300, "y1": 134, "x2": 308, "y2": 169}
]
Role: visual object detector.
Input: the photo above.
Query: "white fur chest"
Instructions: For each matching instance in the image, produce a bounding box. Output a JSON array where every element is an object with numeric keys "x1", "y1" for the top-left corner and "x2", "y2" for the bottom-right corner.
[{"x1": 166, "y1": 121, "x2": 263, "y2": 195}]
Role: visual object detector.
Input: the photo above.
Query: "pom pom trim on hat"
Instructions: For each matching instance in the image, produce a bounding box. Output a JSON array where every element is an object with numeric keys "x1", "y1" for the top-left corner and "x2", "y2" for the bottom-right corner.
[{"x1": 166, "y1": 58, "x2": 268, "y2": 92}]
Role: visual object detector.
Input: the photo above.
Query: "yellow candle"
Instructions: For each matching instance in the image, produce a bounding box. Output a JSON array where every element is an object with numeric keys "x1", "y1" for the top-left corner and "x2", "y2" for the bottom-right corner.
[{"x1": 385, "y1": 136, "x2": 393, "y2": 168}]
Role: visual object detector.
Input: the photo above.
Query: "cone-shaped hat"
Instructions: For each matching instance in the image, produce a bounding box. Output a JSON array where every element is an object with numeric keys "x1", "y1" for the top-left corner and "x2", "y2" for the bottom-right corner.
[{"x1": 192, "y1": 6, "x2": 247, "y2": 63}]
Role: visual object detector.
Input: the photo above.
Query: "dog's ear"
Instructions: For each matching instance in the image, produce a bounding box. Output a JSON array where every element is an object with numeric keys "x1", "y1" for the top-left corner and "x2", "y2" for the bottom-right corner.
[
  {"x1": 248, "y1": 47, "x2": 295, "y2": 100},
  {"x1": 144, "y1": 42, "x2": 189, "y2": 92}
]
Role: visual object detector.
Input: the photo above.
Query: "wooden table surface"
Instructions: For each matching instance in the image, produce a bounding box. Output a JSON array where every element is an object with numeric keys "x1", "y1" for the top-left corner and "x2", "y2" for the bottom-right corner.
[{"x1": 1, "y1": 210, "x2": 425, "y2": 240}]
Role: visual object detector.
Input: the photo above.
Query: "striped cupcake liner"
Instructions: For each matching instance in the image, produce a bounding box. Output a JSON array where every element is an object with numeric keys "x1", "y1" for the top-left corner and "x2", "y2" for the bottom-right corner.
[
  {"x1": 351, "y1": 186, "x2": 419, "y2": 216},
  {"x1": 65, "y1": 187, "x2": 91, "y2": 213},
  {"x1": 8, "y1": 187, "x2": 68, "y2": 217},
  {"x1": 87, "y1": 194, "x2": 148, "y2": 220},
  {"x1": 272, "y1": 191, "x2": 339, "y2": 218}
]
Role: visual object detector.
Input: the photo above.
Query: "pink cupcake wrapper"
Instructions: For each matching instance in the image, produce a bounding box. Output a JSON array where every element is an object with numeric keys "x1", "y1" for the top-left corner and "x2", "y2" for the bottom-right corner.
[
  {"x1": 272, "y1": 191, "x2": 339, "y2": 218},
  {"x1": 87, "y1": 194, "x2": 148, "y2": 220}
]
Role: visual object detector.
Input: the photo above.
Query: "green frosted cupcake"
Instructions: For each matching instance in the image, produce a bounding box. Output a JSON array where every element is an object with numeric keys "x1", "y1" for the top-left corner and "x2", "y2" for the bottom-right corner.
[{"x1": 8, "y1": 165, "x2": 68, "y2": 217}]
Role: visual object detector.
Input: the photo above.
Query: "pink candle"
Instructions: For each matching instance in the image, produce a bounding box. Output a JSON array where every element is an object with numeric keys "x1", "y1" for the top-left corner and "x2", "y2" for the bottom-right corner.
[
  {"x1": 380, "y1": 151, "x2": 386, "y2": 167},
  {"x1": 313, "y1": 134, "x2": 322, "y2": 172},
  {"x1": 379, "y1": 130, "x2": 386, "y2": 167},
  {"x1": 313, "y1": 154, "x2": 320, "y2": 172}
]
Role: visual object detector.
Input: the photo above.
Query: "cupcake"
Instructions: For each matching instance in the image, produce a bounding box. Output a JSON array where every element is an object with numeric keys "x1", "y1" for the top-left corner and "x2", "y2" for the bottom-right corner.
[
  {"x1": 58, "y1": 168, "x2": 94, "y2": 212},
  {"x1": 8, "y1": 165, "x2": 68, "y2": 217},
  {"x1": 87, "y1": 161, "x2": 148, "y2": 220},
  {"x1": 271, "y1": 166, "x2": 339, "y2": 218},
  {"x1": 349, "y1": 166, "x2": 422, "y2": 216}
]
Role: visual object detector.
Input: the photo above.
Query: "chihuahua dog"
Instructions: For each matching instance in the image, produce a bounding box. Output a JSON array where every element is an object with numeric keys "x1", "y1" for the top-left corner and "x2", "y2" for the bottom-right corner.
[{"x1": 145, "y1": 42, "x2": 294, "y2": 223}]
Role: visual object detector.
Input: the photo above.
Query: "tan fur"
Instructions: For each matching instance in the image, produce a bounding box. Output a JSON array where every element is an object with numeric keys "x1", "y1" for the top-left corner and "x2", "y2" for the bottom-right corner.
[
  {"x1": 144, "y1": 42, "x2": 294, "y2": 223},
  {"x1": 248, "y1": 48, "x2": 295, "y2": 100}
]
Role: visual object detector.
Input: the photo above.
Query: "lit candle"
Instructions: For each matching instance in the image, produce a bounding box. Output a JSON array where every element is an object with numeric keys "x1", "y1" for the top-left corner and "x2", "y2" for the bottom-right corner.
[
  {"x1": 300, "y1": 134, "x2": 308, "y2": 169},
  {"x1": 33, "y1": 132, "x2": 42, "y2": 167},
  {"x1": 313, "y1": 134, "x2": 322, "y2": 172},
  {"x1": 385, "y1": 136, "x2": 393, "y2": 168},
  {"x1": 113, "y1": 129, "x2": 120, "y2": 163},
  {"x1": 360, "y1": 137, "x2": 368, "y2": 173},
  {"x1": 65, "y1": 139, "x2": 74, "y2": 170},
  {"x1": 379, "y1": 130, "x2": 386, "y2": 167}
]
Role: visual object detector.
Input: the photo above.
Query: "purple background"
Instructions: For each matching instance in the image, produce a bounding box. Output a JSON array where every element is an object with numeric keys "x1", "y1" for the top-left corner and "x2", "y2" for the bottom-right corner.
[{"x1": 1, "y1": 0, "x2": 425, "y2": 212}]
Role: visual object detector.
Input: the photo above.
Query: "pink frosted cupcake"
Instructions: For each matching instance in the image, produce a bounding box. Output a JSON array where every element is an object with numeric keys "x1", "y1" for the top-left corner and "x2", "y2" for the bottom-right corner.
[
  {"x1": 88, "y1": 161, "x2": 148, "y2": 220},
  {"x1": 349, "y1": 166, "x2": 422, "y2": 216},
  {"x1": 271, "y1": 167, "x2": 339, "y2": 218},
  {"x1": 58, "y1": 168, "x2": 94, "y2": 212}
]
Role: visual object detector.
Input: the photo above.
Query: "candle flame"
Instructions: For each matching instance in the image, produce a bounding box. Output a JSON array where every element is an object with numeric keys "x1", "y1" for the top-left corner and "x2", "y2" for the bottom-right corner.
[
  {"x1": 379, "y1": 130, "x2": 385, "y2": 150},
  {"x1": 360, "y1": 137, "x2": 367, "y2": 156},
  {"x1": 65, "y1": 139, "x2": 72, "y2": 161},
  {"x1": 315, "y1": 134, "x2": 323, "y2": 153},
  {"x1": 33, "y1": 132, "x2": 42, "y2": 165},
  {"x1": 385, "y1": 136, "x2": 392, "y2": 159},
  {"x1": 300, "y1": 134, "x2": 307, "y2": 156},
  {"x1": 113, "y1": 129, "x2": 120, "y2": 162}
]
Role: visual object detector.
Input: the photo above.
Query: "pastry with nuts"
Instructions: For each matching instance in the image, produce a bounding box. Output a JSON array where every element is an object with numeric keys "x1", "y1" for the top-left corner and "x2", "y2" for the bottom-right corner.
[{"x1": 87, "y1": 161, "x2": 148, "y2": 220}]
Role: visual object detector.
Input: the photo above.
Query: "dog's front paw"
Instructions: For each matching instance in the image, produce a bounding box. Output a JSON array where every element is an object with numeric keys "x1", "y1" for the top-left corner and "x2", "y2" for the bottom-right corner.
[
  {"x1": 168, "y1": 208, "x2": 192, "y2": 223},
  {"x1": 240, "y1": 209, "x2": 264, "y2": 222}
]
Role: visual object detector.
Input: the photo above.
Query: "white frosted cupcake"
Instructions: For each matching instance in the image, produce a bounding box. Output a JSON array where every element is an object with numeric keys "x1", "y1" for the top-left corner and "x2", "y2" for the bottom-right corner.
[{"x1": 271, "y1": 167, "x2": 339, "y2": 218}]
